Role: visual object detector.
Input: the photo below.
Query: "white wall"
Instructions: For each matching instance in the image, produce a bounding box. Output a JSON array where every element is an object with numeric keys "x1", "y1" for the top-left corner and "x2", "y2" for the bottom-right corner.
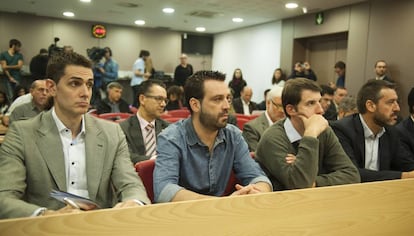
[{"x1": 212, "y1": 21, "x2": 282, "y2": 103}]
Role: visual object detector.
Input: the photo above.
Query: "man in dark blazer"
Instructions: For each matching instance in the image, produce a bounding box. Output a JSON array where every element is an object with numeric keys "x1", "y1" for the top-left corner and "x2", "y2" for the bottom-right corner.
[
  {"x1": 232, "y1": 86, "x2": 257, "y2": 114},
  {"x1": 396, "y1": 88, "x2": 414, "y2": 156},
  {"x1": 0, "y1": 52, "x2": 149, "y2": 219},
  {"x1": 120, "y1": 80, "x2": 169, "y2": 164},
  {"x1": 242, "y1": 86, "x2": 284, "y2": 152},
  {"x1": 374, "y1": 60, "x2": 394, "y2": 83},
  {"x1": 331, "y1": 80, "x2": 414, "y2": 182},
  {"x1": 96, "y1": 82, "x2": 131, "y2": 115}
]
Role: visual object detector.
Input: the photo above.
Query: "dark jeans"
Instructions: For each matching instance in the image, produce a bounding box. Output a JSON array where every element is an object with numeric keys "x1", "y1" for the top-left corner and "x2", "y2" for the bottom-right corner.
[{"x1": 131, "y1": 85, "x2": 140, "y2": 108}]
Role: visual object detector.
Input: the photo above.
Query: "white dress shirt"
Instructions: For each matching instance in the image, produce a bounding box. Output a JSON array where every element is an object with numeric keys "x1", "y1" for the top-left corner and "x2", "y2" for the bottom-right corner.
[{"x1": 359, "y1": 114, "x2": 385, "y2": 171}]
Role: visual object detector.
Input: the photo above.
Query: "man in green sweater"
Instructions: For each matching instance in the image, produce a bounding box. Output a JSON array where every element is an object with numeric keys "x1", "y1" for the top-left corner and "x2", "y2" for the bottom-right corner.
[{"x1": 256, "y1": 78, "x2": 360, "y2": 190}]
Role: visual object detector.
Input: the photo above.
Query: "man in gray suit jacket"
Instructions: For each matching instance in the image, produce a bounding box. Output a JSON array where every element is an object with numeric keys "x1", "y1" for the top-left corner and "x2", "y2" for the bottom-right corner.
[
  {"x1": 0, "y1": 52, "x2": 149, "y2": 219},
  {"x1": 120, "y1": 80, "x2": 169, "y2": 164},
  {"x1": 242, "y1": 86, "x2": 285, "y2": 152}
]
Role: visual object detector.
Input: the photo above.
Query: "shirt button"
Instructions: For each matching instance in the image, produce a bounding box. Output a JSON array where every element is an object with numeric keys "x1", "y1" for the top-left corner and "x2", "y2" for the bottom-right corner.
[
  {"x1": 71, "y1": 181, "x2": 75, "y2": 185},
  {"x1": 71, "y1": 162, "x2": 75, "y2": 165}
]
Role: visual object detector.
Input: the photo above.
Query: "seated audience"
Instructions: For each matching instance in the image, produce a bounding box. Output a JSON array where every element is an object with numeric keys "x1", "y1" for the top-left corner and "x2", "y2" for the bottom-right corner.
[
  {"x1": 0, "y1": 90, "x2": 10, "y2": 121},
  {"x1": 154, "y1": 70, "x2": 272, "y2": 203},
  {"x1": 1, "y1": 92, "x2": 32, "y2": 126},
  {"x1": 0, "y1": 52, "x2": 149, "y2": 219},
  {"x1": 9, "y1": 80, "x2": 50, "y2": 124},
  {"x1": 395, "y1": 88, "x2": 414, "y2": 156},
  {"x1": 243, "y1": 86, "x2": 285, "y2": 152},
  {"x1": 256, "y1": 78, "x2": 360, "y2": 190},
  {"x1": 319, "y1": 85, "x2": 335, "y2": 114},
  {"x1": 256, "y1": 89, "x2": 270, "y2": 111},
  {"x1": 331, "y1": 80, "x2": 414, "y2": 182},
  {"x1": 96, "y1": 82, "x2": 130, "y2": 115},
  {"x1": 12, "y1": 85, "x2": 27, "y2": 102},
  {"x1": 271, "y1": 68, "x2": 286, "y2": 87},
  {"x1": 120, "y1": 80, "x2": 169, "y2": 164},
  {"x1": 324, "y1": 87, "x2": 348, "y2": 121},
  {"x1": 233, "y1": 86, "x2": 257, "y2": 115},
  {"x1": 165, "y1": 85, "x2": 183, "y2": 111},
  {"x1": 337, "y1": 96, "x2": 358, "y2": 119}
]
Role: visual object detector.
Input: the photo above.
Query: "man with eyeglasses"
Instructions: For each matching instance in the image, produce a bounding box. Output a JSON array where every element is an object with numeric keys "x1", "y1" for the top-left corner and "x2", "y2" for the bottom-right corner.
[
  {"x1": 256, "y1": 78, "x2": 360, "y2": 190},
  {"x1": 242, "y1": 86, "x2": 285, "y2": 152},
  {"x1": 332, "y1": 79, "x2": 414, "y2": 182},
  {"x1": 119, "y1": 80, "x2": 169, "y2": 164},
  {"x1": 153, "y1": 70, "x2": 272, "y2": 203}
]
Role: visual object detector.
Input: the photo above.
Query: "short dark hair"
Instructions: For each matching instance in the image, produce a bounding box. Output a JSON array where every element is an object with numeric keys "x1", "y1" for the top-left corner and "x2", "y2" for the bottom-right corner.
[
  {"x1": 9, "y1": 39, "x2": 21, "y2": 48},
  {"x1": 46, "y1": 52, "x2": 92, "y2": 84},
  {"x1": 282, "y1": 78, "x2": 321, "y2": 118},
  {"x1": 374, "y1": 60, "x2": 386, "y2": 68},
  {"x1": 39, "y1": 48, "x2": 48, "y2": 54},
  {"x1": 104, "y1": 47, "x2": 112, "y2": 57},
  {"x1": 184, "y1": 70, "x2": 226, "y2": 114},
  {"x1": 334, "y1": 61, "x2": 346, "y2": 69},
  {"x1": 137, "y1": 80, "x2": 166, "y2": 107},
  {"x1": 357, "y1": 79, "x2": 396, "y2": 114},
  {"x1": 320, "y1": 84, "x2": 335, "y2": 96},
  {"x1": 107, "y1": 81, "x2": 123, "y2": 91},
  {"x1": 139, "y1": 50, "x2": 150, "y2": 58},
  {"x1": 408, "y1": 87, "x2": 414, "y2": 114}
]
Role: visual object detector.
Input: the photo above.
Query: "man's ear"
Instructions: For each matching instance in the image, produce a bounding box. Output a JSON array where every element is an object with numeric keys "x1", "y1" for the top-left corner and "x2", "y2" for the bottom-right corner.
[
  {"x1": 365, "y1": 100, "x2": 376, "y2": 113},
  {"x1": 45, "y1": 79, "x2": 56, "y2": 97},
  {"x1": 138, "y1": 94, "x2": 145, "y2": 106},
  {"x1": 285, "y1": 104, "x2": 296, "y2": 117},
  {"x1": 189, "y1": 98, "x2": 200, "y2": 113}
]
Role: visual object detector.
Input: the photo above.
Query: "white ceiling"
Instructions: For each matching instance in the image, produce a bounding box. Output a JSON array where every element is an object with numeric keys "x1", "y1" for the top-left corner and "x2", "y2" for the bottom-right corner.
[{"x1": 2, "y1": 0, "x2": 367, "y2": 34}]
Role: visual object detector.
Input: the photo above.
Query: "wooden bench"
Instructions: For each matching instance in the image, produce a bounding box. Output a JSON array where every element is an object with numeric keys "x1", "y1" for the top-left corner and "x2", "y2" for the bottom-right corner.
[{"x1": 1, "y1": 179, "x2": 413, "y2": 235}]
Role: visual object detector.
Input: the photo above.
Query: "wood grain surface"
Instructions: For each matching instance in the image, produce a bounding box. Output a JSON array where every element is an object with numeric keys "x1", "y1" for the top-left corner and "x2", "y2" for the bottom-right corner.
[{"x1": 0, "y1": 179, "x2": 413, "y2": 236}]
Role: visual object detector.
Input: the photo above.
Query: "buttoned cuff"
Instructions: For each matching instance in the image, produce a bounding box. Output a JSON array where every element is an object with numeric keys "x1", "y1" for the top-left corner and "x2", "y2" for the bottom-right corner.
[{"x1": 249, "y1": 176, "x2": 273, "y2": 189}]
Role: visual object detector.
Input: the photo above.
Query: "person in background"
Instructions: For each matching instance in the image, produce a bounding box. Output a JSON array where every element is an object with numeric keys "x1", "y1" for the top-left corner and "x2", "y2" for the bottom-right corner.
[
  {"x1": 120, "y1": 80, "x2": 169, "y2": 164},
  {"x1": 12, "y1": 85, "x2": 28, "y2": 102},
  {"x1": 63, "y1": 45, "x2": 74, "y2": 54},
  {"x1": 324, "y1": 87, "x2": 348, "y2": 121},
  {"x1": 303, "y1": 61, "x2": 318, "y2": 81},
  {"x1": 331, "y1": 80, "x2": 414, "y2": 182},
  {"x1": 395, "y1": 88, "x2": 414, "y2": 157},
  {"x1": 0, "y1": 39, "x2": 24, "y2": 100},
  {"x1": 228, "y1": 68, "x2": 247, "y2": 99},
  {"x1": 0, "y1": 90, "x2": 10, "y2": 122},
  {"x1": 256, "y1": 78, "x2": 360, "y2": 190},
  {"x1": 29, "y1": 48, "x2": 49, "y2": 87},
  {"x1": 153, "y1": 70, "x2": 272, "y2": 203},
  {"x1": 288, "y1": 61, "x2": 305, "y2": 80},
  {"x1": 1, "y1": 92, "x2": 32, "y2": 127},
  {"x1": 9, "y1": 80, "x2": 50, "y2": 124},
  {"x1": 174, "y1": 54, "x2": 193, "y2": 89},
  {"x1": 334, "y1": 61, "x2": 346, "y2": 88},
  {"x1": 165, "y1": 85, "x2": 184, "y2": 111},
  {"x1": 337, "y1": 96, "x2": 358, "y2": 119},
  {"x1": 0, "y1": 51, "x2": 150, "y2": 219},
  {"x1": 320, "y1": 85, "x2": 335, "y2": 114},
  {"x1": 131, "y1": 50, "x2": 151, "y2": 108},
  {"x1": 98, "y1": 47, "x2": 119, "y2": 87},
  {"x1": 374, "y1": 60, "x2": 393, "y2": 83},
  {"x1": 96, "y1": 82, "x2": 131, "y2": 115},
  {"x1": 232, "y1": 86, "x2": 257, "y2": 115},
  {"x1": 243, "y1": 86, "x2": 285, "y2": 152},
  {"x1": 145, "y1": 56, "x2": 155, "y2": 80},
  {"x1": 271, "y1": 68, "x2": 286, "y2": 87},
  {"x1": 256, "y1": 89, "x2": 270, "y2": 111}
]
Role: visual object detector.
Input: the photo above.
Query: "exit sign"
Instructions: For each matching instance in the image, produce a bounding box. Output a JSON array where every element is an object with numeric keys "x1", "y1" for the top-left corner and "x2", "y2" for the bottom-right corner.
[{"x1": 315, "y1": 12, "x2": 324, "y2": 25}]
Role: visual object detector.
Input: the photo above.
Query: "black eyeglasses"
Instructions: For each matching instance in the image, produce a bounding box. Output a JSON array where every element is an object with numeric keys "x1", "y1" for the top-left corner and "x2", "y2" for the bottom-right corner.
[{"x1": 145, "y1": 94, "x2": 169, "y2": 104}]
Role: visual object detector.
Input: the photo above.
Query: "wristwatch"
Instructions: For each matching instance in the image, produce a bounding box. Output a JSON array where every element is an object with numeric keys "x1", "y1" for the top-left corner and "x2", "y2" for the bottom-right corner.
[{"x1": 36, "y1": 207, "x2": 47, "y2": 216}]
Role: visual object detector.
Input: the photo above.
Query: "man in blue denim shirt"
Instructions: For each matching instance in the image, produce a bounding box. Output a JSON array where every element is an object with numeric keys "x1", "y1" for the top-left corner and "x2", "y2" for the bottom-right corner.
[
  {"x1": 153, "y1": 71, "x2": 272, "y2": 203},
  {"x1": 98, "y1": 47, "x2": 119, "y2": 86}
]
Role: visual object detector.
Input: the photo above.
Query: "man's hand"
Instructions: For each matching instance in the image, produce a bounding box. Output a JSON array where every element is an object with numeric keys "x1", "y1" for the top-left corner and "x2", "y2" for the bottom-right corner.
[
  {"x1": 300, "y1": 114, "x2": 328, "y2": 138},
  {"x1": 43, "y1": 205, "x2": 82, "y2": 216},
  {"x1": 285, "y1": 153, "x2": 296, "y2": 165},
  {"x1": 114, "y1": 199, "x2": 147, "y2": 208},
  {"x1": 231, "y1": 184, "x2": 261, "y2": 196}
]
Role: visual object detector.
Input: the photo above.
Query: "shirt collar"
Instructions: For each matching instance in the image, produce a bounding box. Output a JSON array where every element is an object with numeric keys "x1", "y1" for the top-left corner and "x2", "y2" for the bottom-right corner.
[
  {"x1": 284, "y1": 118, "x2": 302, "y2": 143},
  {"x1": 264, "y1": 111, "x2": 274, "y2": 126},
  {"x1": 241, "y1": 98, "x2": 250, "y2": 106},
  {"x1": 185, "y1": 118, "x2": 226, "y2": 146},
  {"x1": 136, "y1": 112, "x2": 155, "y2": 130},
  {"x1": 51, "y1": 107, "x2": 86, "y2": 136},
  {"x1": 411, "y1": 114, "x2": 414, "y2": 123},
  {"x1": 359, "y1": 114, "x2": 385, "y2": 138}
]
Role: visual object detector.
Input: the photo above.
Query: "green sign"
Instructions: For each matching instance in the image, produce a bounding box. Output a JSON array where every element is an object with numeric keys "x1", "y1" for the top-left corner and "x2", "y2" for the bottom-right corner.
[{"x1": 315, "y1": 12, "x2": 324, "y2": 25}]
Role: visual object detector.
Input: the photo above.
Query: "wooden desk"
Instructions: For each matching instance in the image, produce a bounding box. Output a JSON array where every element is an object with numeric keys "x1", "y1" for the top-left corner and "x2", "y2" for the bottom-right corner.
[{"x1": 0, "y1": 179, "x2": 413, "y2": 236}]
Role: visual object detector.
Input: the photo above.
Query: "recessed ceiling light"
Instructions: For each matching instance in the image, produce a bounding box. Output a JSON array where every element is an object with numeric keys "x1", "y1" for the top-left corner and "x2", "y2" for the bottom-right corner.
[
  {"x1": 195, "y1": 27, "x2": 206, "y2": 32},
  {"x1": 134, "y1": 20, "x2": 145, "y2": 25},
  {"x1": 285, "y1": 3, "x2": 298, "y2": 9},
  {"x1": 80, "y1": 0, "x2": 91, "y2": 3},
  {"x1": 302, "y1": 7, "x2": 308, "y2": 13},
  {"x1": 63, "y1": 11, "x2": 75, "y2": 17},
  {"x1": 163, "y1": 8, "x2": 175, "y2": 14},
  {"x1": 232, "y1": 18, "x2": 244, "y2": 23}
]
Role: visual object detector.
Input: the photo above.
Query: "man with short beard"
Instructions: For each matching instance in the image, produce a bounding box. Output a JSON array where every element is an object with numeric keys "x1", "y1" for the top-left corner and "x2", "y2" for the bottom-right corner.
[
  {"x1": 332, "y1": 79, "x2": 414, "y2": 182},
  {"x1": 153, "y1": 70, "x2": 272, "y2": 203}
]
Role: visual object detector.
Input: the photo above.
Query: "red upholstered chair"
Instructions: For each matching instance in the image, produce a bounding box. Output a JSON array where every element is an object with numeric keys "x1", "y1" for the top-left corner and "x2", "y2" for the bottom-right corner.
[
  {"x1": 135, "y1": 159, "x2": 156, "y2": 203},
  {"x1": 236, "y1": 117, "x2": 250, "y2": 130},
  {"x1": 129, "y1": 106, "x2": 138, "y2": 114},
  {"x1": 167, "y1": 109, "x2": 190, "y2": 118},
  {"x1": 164, "y1": 117, "x2": 184, "y2": 123},
  {"x1": 98, "y1": 112, "x2": 133, "y2": 121}
]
